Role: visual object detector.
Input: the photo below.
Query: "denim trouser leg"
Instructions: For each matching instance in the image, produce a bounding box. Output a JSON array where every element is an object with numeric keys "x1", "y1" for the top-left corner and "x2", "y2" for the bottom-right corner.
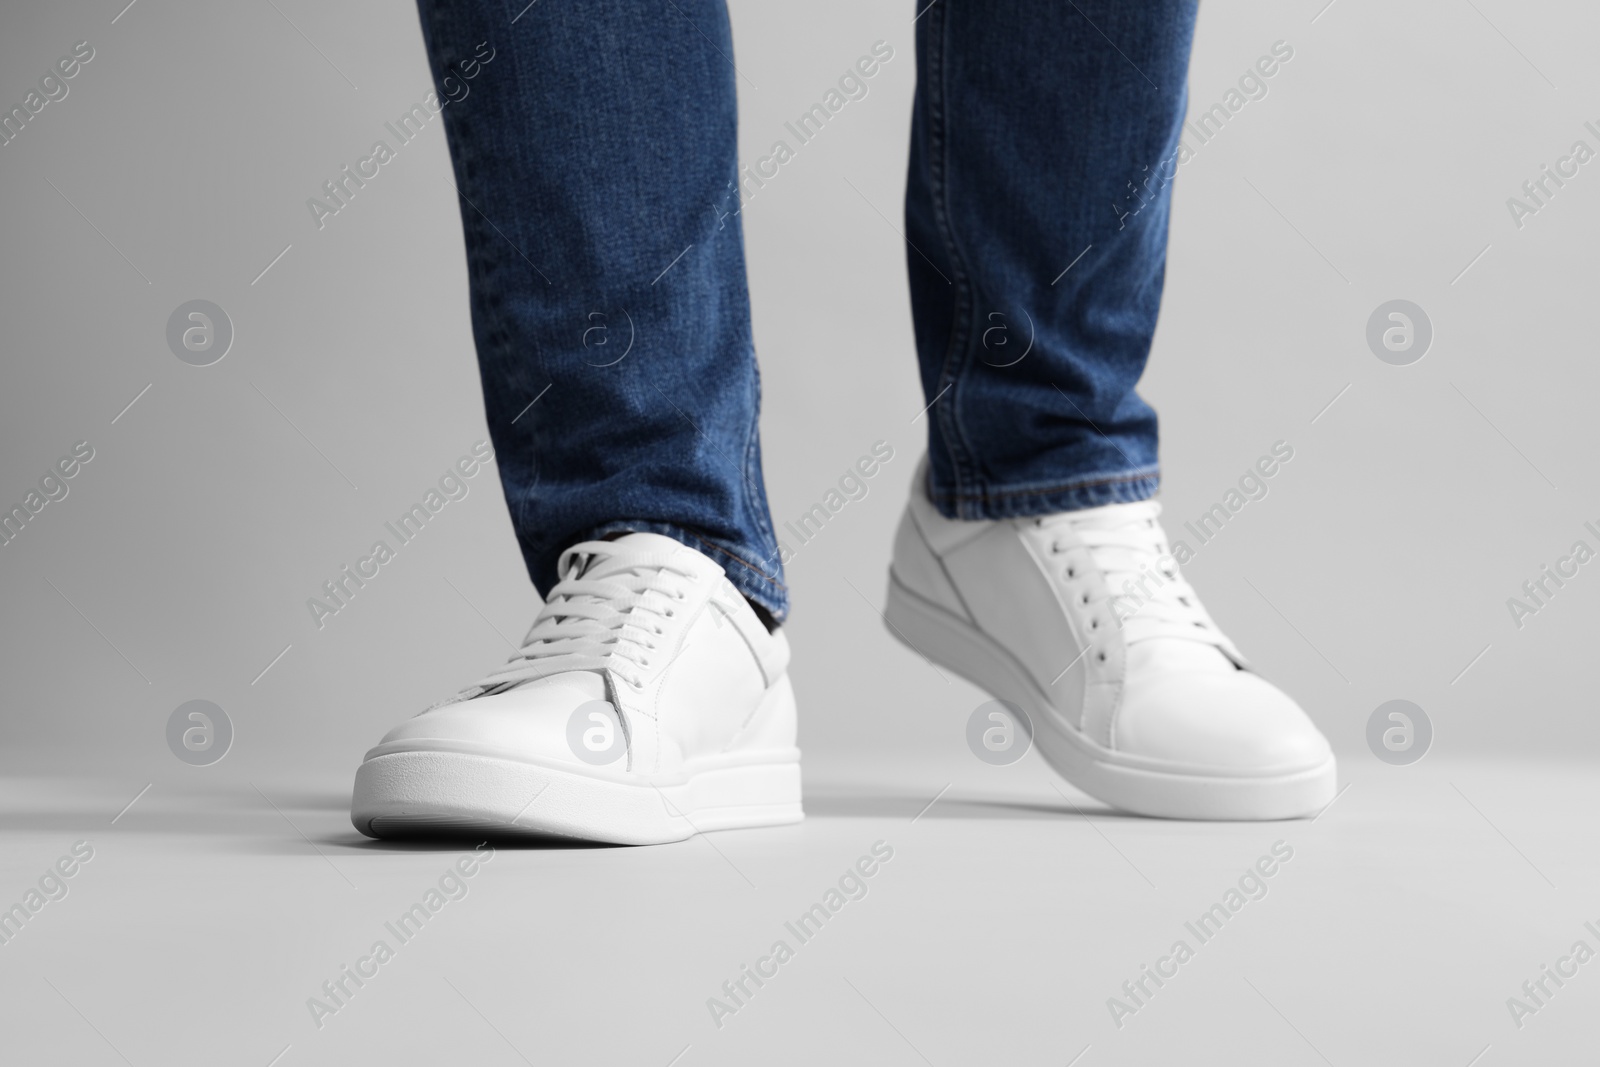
[
  {"x1": 414, "y1": 1, "x2": 789, "y2": 619},
  {"x1": 907, "y1": 0, "x2": 1199, "y2": 519},
  {"x1": 417, "y1": 1, "x2": 1198, "y2": 622}
]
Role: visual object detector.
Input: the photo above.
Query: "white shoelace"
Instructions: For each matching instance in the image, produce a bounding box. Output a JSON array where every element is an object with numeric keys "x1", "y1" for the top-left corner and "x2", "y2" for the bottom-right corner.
[
  {"x1": 441, "y1": 541, "x2": 697, "y2": 704},
  {"x1": 1040, "y1": 500, "x2": 1228, "y2": 650}
]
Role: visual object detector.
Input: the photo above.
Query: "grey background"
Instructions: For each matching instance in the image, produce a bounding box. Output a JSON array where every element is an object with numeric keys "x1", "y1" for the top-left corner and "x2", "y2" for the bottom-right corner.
[{"x1": 3, "y1": 1, "x2": 1599, "y2": 1064}]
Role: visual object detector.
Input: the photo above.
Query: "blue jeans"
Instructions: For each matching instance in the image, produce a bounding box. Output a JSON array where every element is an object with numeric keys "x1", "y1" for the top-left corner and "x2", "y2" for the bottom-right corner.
[{"x1": 415, "y1": 0, "x2": 1197, "y2": 623}]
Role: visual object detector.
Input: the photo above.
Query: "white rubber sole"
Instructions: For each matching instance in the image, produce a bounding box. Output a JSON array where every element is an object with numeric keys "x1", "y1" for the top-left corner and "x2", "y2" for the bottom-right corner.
[
  {"x1": 352, "y1": 749, "x2": 803, "y2": 846},
  {"x1": 885, "y1": 573, "x2": 1336, "y2": 820}
]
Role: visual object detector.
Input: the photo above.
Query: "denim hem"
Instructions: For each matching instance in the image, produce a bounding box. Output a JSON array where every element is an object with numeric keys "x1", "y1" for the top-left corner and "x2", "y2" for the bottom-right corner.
[
  {"x1": 927, "y1": 467, "x2": 1160, "y2": 520},
  {"x1": 584, "y1": 520, "x2": 790, "y2": 623}
]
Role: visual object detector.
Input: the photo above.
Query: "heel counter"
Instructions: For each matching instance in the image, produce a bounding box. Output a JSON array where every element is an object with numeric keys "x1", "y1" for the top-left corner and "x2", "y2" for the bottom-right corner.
[{"x1": 890, "y1": 505, "x2": 969, "y2": 620}]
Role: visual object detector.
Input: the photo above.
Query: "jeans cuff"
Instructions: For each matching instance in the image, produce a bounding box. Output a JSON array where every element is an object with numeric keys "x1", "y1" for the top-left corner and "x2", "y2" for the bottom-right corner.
[
  {"x1": 583, "y1": 520, "x2": 790, "y2": 623},
  {"x1": 928, "y1": 466, "x2": 1161, "y2": 520}
]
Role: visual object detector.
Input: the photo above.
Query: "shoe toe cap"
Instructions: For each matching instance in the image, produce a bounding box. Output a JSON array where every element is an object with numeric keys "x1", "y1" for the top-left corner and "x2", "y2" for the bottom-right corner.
[{"x1": 1112, "y1": 669, "x2": 1331, "y2": 773}]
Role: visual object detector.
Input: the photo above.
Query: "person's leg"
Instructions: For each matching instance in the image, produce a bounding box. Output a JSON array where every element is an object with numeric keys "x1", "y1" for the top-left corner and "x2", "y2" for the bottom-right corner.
[
  {"x1": 905, "y1": 0, "x2": 1196, "y2": 518},
  {"x1": 890, "y1": 2, "x2": 1335, "y2": 820},
  {"x1": 354, "y1": 3, "x2": 801, "y2": 845},
  {"x1": 415, "y1": 0, "x2": 787, "y2": 620}
]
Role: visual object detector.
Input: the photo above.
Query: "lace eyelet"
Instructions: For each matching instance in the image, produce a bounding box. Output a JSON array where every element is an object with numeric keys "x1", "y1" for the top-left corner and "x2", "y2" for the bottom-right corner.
[
  {"x1": 1097, "y1": 653, "x2": 1107, "y2": 663},
  {"x1": 1066, "y1": 568, "x2": 1076, "y2": 579},
  {"x1": 1080, "y1": 594, "x2": 1090, "y2": 605}
]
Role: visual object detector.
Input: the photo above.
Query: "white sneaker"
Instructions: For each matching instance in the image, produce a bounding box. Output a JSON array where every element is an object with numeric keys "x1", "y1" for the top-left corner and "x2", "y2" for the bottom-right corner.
[
  {"x1": 351, "y1": 533, "x2": 802, "y2": 844},
  {"x1": 886, "y1": 460, "x2": 1335, "y2": 820}
]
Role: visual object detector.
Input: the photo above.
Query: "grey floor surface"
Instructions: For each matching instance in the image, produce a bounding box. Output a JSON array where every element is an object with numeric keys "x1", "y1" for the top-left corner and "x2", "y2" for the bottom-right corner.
[{"x1": 2, "y1": 753, "x2": 1595, "y2": 1066}]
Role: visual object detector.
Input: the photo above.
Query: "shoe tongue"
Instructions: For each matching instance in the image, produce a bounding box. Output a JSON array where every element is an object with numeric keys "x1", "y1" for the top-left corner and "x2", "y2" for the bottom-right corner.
[
  {"x1": 609, "y1": 530, "x2": 703, "y2": 552},
  {"x1": 1043, "y1": 499, "x2": 1161, "y2": 532},
  {"x1": 580, "y1": 533, "x2": 721, "y2": 581}
]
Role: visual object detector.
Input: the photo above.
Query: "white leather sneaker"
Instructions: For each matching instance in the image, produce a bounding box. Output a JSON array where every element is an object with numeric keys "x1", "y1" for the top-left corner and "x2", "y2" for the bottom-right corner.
[
  {"x1": 886, "y1": 460, "x2": 1335, "y2": 820},
  {"x1": 352, "y1": 533, "x2": 802, "y2": 844}
]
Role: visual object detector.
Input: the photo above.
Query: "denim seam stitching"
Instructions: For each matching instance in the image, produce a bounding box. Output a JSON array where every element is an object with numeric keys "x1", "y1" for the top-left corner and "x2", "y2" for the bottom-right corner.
[
  {"x1": 492, "y1": 0, "x2": 550, "y2": 550},
  {"x1": 923, "y1": 3, "x2": 982, "y2": 518},
  {"x1": 448, "y1": 120, "x2": 538, "y2": 544},
  {"x1": 740, "y1": 353, "x2": 781, "y2": 564}
]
